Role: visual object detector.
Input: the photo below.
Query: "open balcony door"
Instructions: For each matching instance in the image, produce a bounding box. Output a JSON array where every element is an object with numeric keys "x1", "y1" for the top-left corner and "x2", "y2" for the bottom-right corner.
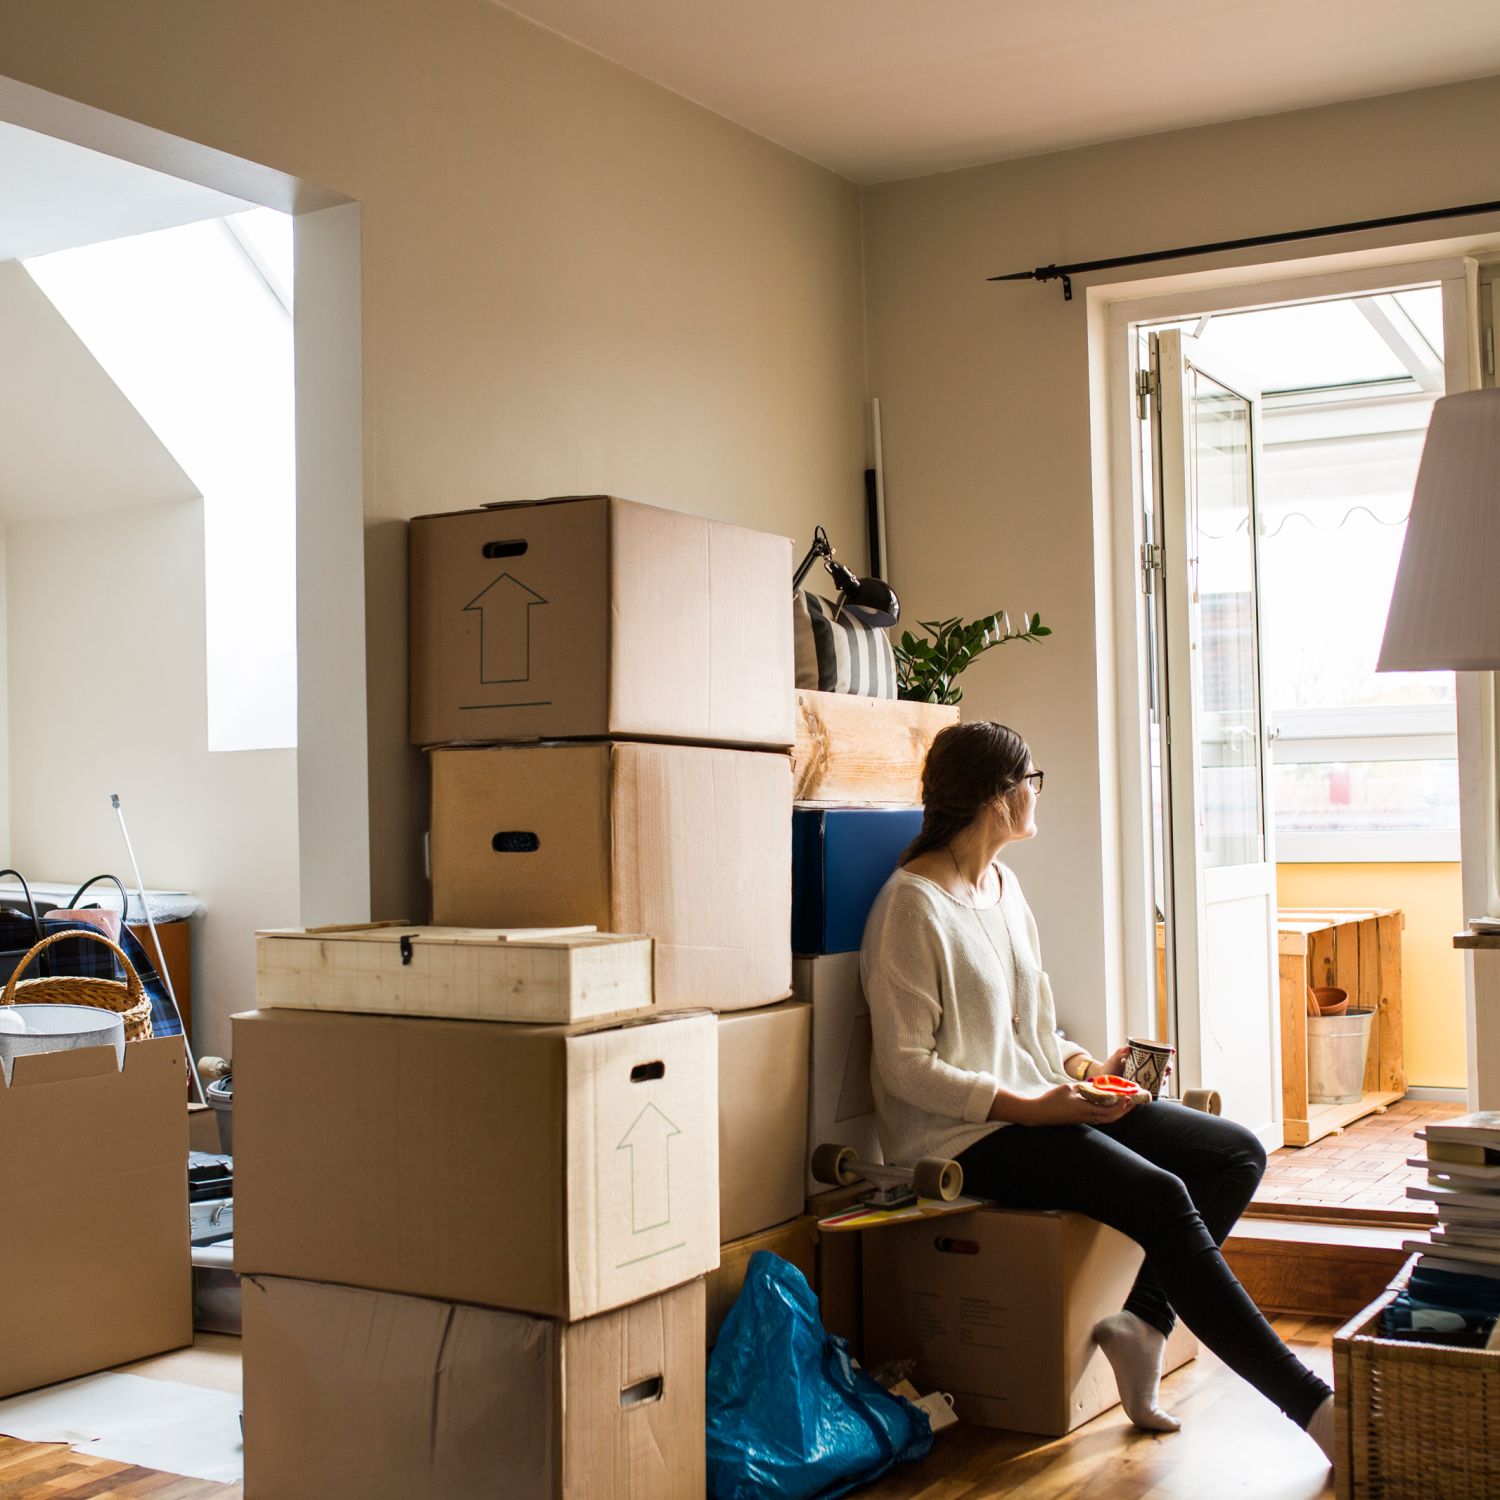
[{"x1": 1149, "y1": 328, "x2": 1282, "y2": 1147}]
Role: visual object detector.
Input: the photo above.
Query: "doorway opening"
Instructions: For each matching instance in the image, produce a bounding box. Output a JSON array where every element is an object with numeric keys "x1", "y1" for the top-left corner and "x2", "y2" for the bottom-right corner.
[
  {"x1": 0, "y1": 110, "x2": 366, "y2": 1066},
  {"x1": 1126, "y1": 274, "x2": 1471, "y2": 1216}
]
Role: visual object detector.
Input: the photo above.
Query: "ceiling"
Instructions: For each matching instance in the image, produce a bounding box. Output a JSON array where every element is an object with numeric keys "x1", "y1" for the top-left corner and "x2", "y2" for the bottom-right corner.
[
  {"x1": 0, "y1": 262, "x2": 199, "y2": 522},
  {"x1": 0, "y1": 121, "x2": 246, "y2": 522},
  {"x1": 0, "y1": 119, "x2": 251, "y2": 262},
  {"x1": 500, "y1": 0, "x2": 1500, "y2": 183}
]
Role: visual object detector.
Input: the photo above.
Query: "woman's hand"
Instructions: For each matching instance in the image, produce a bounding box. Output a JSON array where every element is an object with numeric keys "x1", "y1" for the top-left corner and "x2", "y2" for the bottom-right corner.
[
  {"x1": 1100, "y1": 1044, "x2": 1134, "y2": 1078},
  {"x1": 992, "y1": 1083, "x2": 1133, "y2": 1127}
]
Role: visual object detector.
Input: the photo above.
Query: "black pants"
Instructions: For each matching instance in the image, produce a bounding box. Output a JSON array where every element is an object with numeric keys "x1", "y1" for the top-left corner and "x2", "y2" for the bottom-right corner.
[{"x1": 955, "y1": 1100, "x2": 1331, "y2": 1428}]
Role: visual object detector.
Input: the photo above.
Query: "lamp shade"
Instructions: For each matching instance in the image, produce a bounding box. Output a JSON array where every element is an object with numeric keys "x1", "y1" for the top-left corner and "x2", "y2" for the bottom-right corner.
[{"x1": 1379, "y1": 387, "x2": 1500, "y2": 673}]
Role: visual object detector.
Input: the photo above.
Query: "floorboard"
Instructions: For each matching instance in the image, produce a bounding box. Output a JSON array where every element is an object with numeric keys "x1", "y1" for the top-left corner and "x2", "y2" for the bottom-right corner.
[
  {"x1": 0, "y1": 1318, "x2": 1336, "y2": 1500},
  {"x1": 862, "y1": 1315, "x2": 1336, "y2": 1500}
]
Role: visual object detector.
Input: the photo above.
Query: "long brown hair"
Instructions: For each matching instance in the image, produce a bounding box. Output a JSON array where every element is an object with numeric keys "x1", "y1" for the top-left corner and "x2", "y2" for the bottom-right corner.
[{"x1": 900, "y1": 721, "x2": 1031, "y2": 865}]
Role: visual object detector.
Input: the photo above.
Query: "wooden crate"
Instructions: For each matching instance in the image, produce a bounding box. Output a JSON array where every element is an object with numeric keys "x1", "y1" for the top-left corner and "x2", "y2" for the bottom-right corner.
[
  {"x1": 1279, "y1": 908, "x2": 1405, "y2": 1147},
  {"x1": 791, "y1": 689, "x2": 956, "y2": 806}
]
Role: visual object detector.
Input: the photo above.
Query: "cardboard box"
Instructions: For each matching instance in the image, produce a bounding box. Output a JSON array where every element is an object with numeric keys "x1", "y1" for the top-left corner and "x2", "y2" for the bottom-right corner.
[
  {"x1": 861, "y1": 1206, "x2": 1196, "y2": 1436},
  {"x1": 794, "y1": 953, "x2": 881, "y2": 1192},
  {"x1": 244, "y1": 1274, "x2": 705, "y2": 1500},
  {"x1": 791, "y1": 806, "x2": 923, "y2": 955},
  {"x1": 0, "y1": 1037, "x2": 190, "y2": 1397},
  {"x1": 705, "y1": 1216, "x2": 818, "y2": 1348},
  {"x1": 717, "y1": 1002, "x2": 810, "y2": 1242},
  {"x1": 431, "y1": 741, "x2": 792, "y2": 1011},
  {"x1": 792, "y1": 690, "x2": 958, "y2": 805},
  {"x1": 256, "y1": 923, "x2": 653, "y2": 1024},
  {"x1": 807, "y1": 1187, "x2": 865, "y2": 1357},
  {"x1": 410, "y1": 495, "x2": 794, "y2": 750},
  {"x1": 234, "y1": 1007, "x2": 718, "y2": 1321}
]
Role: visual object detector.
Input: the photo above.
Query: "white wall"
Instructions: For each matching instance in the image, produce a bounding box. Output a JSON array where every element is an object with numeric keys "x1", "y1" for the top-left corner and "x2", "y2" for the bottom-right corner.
[
  {"x1": 5, "y1": 499, "x2": 300, "y2": 1059},
  {"x1": 863, "y1": 75, "x2": 1500, "y2": 1063},
  {"x1": 0, "y1": 526, "x2": 8, "y2": 863},
  {"x1": 0, "y1": 0, "x2": 871, "y2": 923}
]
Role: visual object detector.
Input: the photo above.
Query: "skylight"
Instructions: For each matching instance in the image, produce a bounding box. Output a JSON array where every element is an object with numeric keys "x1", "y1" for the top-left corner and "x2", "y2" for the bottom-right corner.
[{"x1": 24, "y1": 208, "x2": 296, "y2": 752}]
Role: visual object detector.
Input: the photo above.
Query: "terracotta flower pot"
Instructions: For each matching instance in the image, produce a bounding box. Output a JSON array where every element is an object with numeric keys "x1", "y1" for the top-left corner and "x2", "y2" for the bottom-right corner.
[{"x1": 1308, "y1": 985, "x2": 1350, "y2": 1018}]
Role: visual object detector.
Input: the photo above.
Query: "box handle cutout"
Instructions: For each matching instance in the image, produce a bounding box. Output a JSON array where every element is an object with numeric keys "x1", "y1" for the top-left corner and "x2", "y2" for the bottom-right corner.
[
  {"x1": 492, "y1": 832, "x2": 540, "y2": 853},
  {"x1": 934, "y1": 1236, "x2": 980, "y2": 1256},
  {"x1": 482, "y1": 540, "x2": 528, "y2": 559},
  {"x1": 400, "y1": 934, "x2": 418, "y2": 965},
  {"x1": 620, "y1": 1375, "x2": 664, "y2": 1408},
  {"x1": 630, "y1": 1061, "x2": 665, "y2": 1083}
]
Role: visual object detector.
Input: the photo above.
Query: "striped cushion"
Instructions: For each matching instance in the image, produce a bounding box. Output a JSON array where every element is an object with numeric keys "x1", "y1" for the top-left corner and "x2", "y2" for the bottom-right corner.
[{"x1": 793, "y1": 591, "x2": 898, "y2": 698}]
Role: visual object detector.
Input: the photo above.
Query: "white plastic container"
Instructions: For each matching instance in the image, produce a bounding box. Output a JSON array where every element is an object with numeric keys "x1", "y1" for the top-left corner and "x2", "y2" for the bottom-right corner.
[
  {"x1": 0, "y1": 1004, "x2": 125, "y2": 1083},
  {"x1": 1307, "y1": 1007, "x2": 1375, "y2": 1104}
]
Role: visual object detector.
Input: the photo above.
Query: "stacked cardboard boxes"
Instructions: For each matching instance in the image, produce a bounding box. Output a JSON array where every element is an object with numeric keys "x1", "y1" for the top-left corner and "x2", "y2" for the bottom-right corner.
[
  {"x1": 238, "y1": 495, "x2": 810, "y2": 1494},
  {"x1": 788, "y1": 705, "x2": 942, "y2": 1355}
]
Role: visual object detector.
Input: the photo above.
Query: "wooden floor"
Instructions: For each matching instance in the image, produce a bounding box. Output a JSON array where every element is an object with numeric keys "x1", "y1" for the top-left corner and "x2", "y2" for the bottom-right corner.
[
  {"x1": 0, "y1": 1437, "x2": 241, "y2": 1498},
  {"x1": 863, "y1": 1314, "x2": 1337, "y2": 1500},
  {"x1": 1251, "y1": 1098, "x2": 1460, "y2": 1224},
  {"x1": 0, "y1": 1318, "x2": 1335, "y2": 1500}
]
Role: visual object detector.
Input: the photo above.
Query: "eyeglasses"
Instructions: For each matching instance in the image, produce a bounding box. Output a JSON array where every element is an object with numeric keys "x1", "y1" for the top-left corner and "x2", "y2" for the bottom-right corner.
[{"x1": 1020, "y1": 770, "x2": 1045, "y2": 795}]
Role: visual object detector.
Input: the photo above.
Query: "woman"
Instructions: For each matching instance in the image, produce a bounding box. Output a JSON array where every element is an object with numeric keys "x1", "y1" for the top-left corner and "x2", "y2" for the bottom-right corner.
[{"x1": 860, "y1": 720, "x2": 1333, "y2": 1457}]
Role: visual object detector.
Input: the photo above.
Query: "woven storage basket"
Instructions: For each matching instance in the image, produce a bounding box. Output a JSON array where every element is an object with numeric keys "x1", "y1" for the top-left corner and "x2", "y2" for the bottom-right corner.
[
  {"x1": 2, "y1": 928, "x2": 153, "y2": 1042},
  {"x1": 1333, "y1": 1257, "x2": 1500, "y2": 1500}
]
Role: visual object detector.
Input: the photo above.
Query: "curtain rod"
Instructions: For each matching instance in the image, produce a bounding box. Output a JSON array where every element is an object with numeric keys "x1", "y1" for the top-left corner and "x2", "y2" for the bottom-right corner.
[{"x1": 988, "y1": 198, "x2": 1500, "y2": 301}]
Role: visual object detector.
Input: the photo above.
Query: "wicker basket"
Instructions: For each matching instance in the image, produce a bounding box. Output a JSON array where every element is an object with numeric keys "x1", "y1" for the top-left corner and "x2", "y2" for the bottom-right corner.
[
  {"x1": 1333, "y1": 1256, "x2": 1500, "y2": 1500},
  {"x1": 2, "y1": 928, "x2": 154, "y2": 1042}
]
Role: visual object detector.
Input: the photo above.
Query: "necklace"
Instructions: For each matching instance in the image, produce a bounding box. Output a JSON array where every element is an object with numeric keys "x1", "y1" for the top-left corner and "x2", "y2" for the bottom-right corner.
[{"x1": 948, "y1": 847, "x2": 1023, "y2": 1035}]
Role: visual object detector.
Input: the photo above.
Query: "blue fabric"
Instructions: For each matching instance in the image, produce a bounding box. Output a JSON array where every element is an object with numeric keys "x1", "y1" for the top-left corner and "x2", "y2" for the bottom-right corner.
[
  {"x1": 791, "y1": 807, "x2": 924, "y2": 955},
  {"x1": 706, "y1": 1251, "x2": 931, "y2": 1500},
  {"x1": 25, "y1": 921, "x2": 181, "y2": 1038}
]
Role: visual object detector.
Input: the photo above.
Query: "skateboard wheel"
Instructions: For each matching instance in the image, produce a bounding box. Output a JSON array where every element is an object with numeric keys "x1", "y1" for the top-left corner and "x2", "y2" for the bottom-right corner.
[
  {"x1": 811, "y1": 1143, "x2": 859, "y2": 1187},
  {"x1": 912, "y1": 1157, "x2": 963, "y2": 1201},
  {"x1": 1182, "y1": 1088, "x2": 1221, "y2": 1116}
]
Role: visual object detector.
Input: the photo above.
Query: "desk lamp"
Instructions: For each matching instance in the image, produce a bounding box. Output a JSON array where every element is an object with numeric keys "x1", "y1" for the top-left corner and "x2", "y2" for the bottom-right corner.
[{"x1": 792, "y1": 525, "x2": 900, "y2": 628}]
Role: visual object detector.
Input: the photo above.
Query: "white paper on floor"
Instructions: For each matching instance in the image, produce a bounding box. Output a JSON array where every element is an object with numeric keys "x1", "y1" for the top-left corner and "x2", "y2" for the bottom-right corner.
[{"x1": 0, "y1": 1371, "x2": 243, "y2": 1482}]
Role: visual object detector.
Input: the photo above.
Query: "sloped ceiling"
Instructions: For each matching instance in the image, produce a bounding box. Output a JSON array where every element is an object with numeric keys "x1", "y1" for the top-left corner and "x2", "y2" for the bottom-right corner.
[
  {"x1": 0, "y1": 261, "x2": 198, "y2": 522},
  {"x1": 0, "y1": 119, "x2": 251, "y2": 262},
  {"x1": 499, "y1": 0, "x2": 1500, "y2": 182},
  {"x1": 0, "y1": 121, "x2": 247, "y2": 523}
]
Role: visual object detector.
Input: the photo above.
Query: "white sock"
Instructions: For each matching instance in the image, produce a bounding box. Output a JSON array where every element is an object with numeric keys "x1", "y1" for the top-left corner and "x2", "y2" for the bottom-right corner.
[
  {"x1": 1306, "y1": 1393, "x2": 1335, "y2": 1463},
  {"x1": 1094, "y1": 1310, "x2": 1181, "y2": 1433}
]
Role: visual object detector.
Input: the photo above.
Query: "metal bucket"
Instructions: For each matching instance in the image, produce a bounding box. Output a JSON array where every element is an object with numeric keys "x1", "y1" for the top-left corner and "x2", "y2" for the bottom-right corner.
[
  {"x1": 0, "y1": 1003, "x2": 125, "y2": 1084},
  {"x1": 206, "y1": 1075, "x2": 233, "y2": 1156},
  {"x1": 1307, "y1": 1006, "x2": 1375, "y2": 1104}
]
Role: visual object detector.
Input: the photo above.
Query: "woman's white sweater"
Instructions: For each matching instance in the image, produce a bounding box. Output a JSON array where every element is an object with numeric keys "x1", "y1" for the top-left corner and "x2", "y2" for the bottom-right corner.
[{"x1": 859, "y1": 864, "x2": 1089, "y2": 1165}]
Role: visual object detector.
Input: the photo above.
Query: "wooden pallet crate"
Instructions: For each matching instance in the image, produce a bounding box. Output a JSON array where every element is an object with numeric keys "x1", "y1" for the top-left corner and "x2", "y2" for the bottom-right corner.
[
  {"x1": 1279, "y1": 908, "x2": 1405, "y2": 1147},
  {"x1": 791, "y1": 689, "x2": 956, "y2": 806}
]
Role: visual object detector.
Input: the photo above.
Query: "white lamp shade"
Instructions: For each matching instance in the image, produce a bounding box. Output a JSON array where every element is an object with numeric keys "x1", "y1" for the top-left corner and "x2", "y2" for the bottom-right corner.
[{"x1": 1379, "y1": 387, "x2": 1500, "y2": 673}]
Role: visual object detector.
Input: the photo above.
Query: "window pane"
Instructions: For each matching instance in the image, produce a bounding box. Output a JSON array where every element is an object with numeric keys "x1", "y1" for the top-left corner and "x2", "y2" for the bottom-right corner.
[
  {"x1": 1194, "y1": 371, "x2": 1263, "y2": 867},
  {"x1": 1273, "y1": 759, "x2": 1458, "y2": 834}
]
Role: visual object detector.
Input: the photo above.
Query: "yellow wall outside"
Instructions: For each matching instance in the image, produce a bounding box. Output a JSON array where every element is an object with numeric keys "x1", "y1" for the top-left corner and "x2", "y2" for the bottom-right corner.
[{"x1": 1276, "y1": 862, "x2": 1466, "y2": 1090}]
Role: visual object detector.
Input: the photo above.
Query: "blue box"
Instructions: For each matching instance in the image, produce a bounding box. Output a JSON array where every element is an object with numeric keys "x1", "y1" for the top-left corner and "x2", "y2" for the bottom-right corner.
[{"x1": 791, "y1": 807, "x2": 924, "y2": 955}]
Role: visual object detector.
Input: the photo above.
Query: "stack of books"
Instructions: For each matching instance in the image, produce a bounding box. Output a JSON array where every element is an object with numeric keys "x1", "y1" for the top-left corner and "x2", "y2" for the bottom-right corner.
[{"x1": 1404, "y1": 1111, "x2": 1500, "y2": 1275}]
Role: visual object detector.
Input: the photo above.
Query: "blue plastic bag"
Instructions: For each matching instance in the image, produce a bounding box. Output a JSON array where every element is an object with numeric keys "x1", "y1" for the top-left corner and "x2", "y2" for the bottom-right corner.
[{"x1": 706, "y1": 1250, "x2": 932, "y2": 1500}]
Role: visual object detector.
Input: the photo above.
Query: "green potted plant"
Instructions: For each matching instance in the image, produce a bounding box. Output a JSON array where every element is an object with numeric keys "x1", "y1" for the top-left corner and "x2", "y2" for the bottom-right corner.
[{"x1": 894, "y1": 611, "x2": 1051, "y2": 705}]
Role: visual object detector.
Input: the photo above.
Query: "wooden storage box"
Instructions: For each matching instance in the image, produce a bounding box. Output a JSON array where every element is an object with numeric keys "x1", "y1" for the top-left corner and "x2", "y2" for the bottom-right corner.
[
  {"x1": 255, "y1": 922, "x2": 653, "y2": 1024},
  {"x1": 1279, "y1": 909, "x2": 1405, "y2": 1146},
  {"x1": 1333, "y1": 1259, "x2": 1500, "y2": 1500},
  {"x1": 792, "y1": 689, "x2": 956, "y2": 805}
]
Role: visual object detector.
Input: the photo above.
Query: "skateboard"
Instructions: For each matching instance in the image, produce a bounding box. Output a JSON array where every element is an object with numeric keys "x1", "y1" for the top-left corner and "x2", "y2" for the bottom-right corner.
[
  {"x1": 811, "y1": 1089, "x2": 1222, "y2": 1234},
  {"x1": 811, "y1": 1144, "x2": 988, "y2": 1233}
]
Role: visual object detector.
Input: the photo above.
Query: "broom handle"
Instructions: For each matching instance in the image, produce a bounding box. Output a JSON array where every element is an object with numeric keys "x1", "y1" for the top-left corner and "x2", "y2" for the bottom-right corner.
[{"x1": 111, "y1": 794, "x2": 205, "y2": 1105}]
